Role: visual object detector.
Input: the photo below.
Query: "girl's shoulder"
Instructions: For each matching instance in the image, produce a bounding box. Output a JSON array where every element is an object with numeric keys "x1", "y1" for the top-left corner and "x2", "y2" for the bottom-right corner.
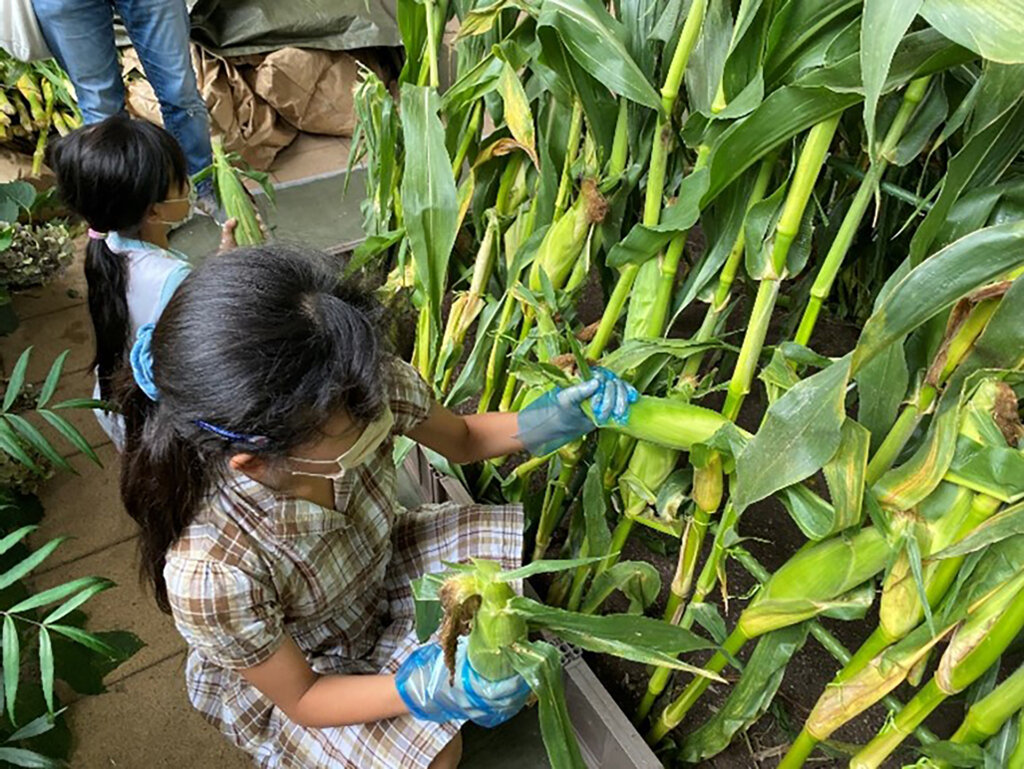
[{"x1": 166, "y1": 477, "x2": 275, "y2": 573}]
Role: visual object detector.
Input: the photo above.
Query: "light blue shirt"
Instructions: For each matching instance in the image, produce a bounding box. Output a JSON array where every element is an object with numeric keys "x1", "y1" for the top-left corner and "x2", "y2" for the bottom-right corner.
[{"x1": 93, "y1": 234, "x2": 192, "y2": 449}]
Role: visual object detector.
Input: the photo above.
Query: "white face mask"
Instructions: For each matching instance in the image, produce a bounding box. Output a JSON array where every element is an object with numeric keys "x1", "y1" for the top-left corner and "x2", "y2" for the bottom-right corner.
[
  {"x1": 158, "y1": 183, "x2": 197, "y2": 227},
  {"x1": 287, "y1": 406, "x2": 394, "y2": 480}
]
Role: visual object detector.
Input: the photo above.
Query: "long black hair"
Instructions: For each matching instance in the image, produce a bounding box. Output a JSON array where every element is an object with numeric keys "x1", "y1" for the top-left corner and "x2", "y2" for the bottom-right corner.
[
  {"x1": 119, "y1": 245, "x2": 386, "y2": 612},
  {"x1": 48, "y1": 114, "x2": 188, "y2": 400}
]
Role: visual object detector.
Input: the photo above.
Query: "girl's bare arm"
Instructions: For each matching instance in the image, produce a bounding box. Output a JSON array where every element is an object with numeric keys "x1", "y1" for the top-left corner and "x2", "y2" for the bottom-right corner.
[
  {"x1": 406, "y1": 404, "x2": 524, "y2": 464},
  {"x1": 241, "y1": 635, "x2": 407, "y2": 728}
]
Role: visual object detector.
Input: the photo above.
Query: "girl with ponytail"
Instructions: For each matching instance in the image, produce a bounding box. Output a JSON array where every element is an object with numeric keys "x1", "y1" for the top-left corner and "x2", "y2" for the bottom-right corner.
[
  {"x1": 120, "y1": 245, "x2": 636, "y2": 767},
  {"x1": 49, "y1": 114, "x2": 236, "y2": 448}
]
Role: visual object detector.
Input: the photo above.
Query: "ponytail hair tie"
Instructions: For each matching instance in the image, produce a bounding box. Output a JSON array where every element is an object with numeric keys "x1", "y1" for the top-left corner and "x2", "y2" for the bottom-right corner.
[
  {"x1": 87, "y1": 228, "x2": 108, "y2": 240},
  {"x1": 129, "y1": 323, "x2": 160, "y2": 401}
]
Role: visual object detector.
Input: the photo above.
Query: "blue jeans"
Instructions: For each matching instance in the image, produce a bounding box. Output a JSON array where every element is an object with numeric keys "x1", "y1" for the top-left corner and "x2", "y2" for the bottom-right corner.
[{"x1": 31, "y1": 0, "x2": 212, "y2": 176}]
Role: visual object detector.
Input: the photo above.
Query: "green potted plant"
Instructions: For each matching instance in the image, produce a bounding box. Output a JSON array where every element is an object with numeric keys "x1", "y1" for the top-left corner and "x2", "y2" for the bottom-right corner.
[{"x1": 0, "y1": 180, "x2": 74, "y2": 335}]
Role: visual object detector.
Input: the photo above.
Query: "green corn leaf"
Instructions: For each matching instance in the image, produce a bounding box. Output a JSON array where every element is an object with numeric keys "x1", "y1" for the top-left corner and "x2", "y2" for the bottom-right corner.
[
  {"x1": 47, "y1": 624, "x2": 122, "y2": 658},
  {"x1": 36, "y1": 410, "x2": 100, "y2": 465},
  {"x1": 497, "y1": 60, "x2": 538, "y2": 167},
  {"x1": 579, "y1": 560, "x2": 661, "y2": 615},
  {"x1": 8, "y1": 577, "x2": 111, "y2": 614},
  {"x1": 581, "y1": 460, "x2": 610, "y2": 559},
  {"x1": 920, "y1": 0, "x2": 1024, "y2": 64},
  {"x1": 704, "y1": 29, "x2": 973, "y2": 204},
  {"x1": 400, "y1": 84, "x2": 459, "y2": 357},
  {"x1": 854, "y1": 220, "x2": 1024, "y2": 374},
  {"x1": 0, "y1": 747, "x2": 64, "y2": 769},
  {"x1": 536, "y1": 0, "x2": 660, "y2": 111},
  {"x1": 873, "y1": 387, "x2": 963, "y2": 510},
  {"x1": 498, "y1": 555, "x2": 608, "y2": 581},
  {"x1": 945, "y1": 437, "x2": 1024, "y2": 503},
  {"x1": 4, "y1": 414, "x2": 71, "y2": 473},
  {"x1": 36, "y1": 350, "x2": 69, "y2": 408},
  {"x1": 683, "y1": 0, "x2": 730, "y2": 118},
  {"x1": 344, "y1": 230, "x2": 406, "y2": 278},
  {"x1": 507, "y1": 596, "x2": 722, "y2": 679},
  {"x1": 444, "y1": 299, "x2": 503, "y2": 408},
  {"x1": 3, "y1": 616, "x2": 18, "y2": 724},
  {"x1": 505, "y1": 640, "x2": 585, "y2": 769},
  {"x1": 860, "y1": 0, "x2": 923, "y2": 159},
  {"x1": 733, "y1": 354, "x2": 852, "y2": 513},
  {"x1": 763, "y1": 0, "x2": 858, "y2": 84},
  {"x1": 38, "y1": 628, "x2": 53, "y2": 715},
  {"x1": 687, "y1": 602, "x2": 728, "y2": 645},
  {"x1": 932, "y1": 501, "x2": 1024, "y2": 560},
  {"x1": 0, "y1": 526, "x2": 36, "y2": 557},
  {"x1": 905, "y1": 533, "x2": 937, "y2": 636},
  {"x1": 908, "y1": 99, "x2": 1024, "y2": 265},
  {"x1": 396, "y1": 0, "x2": 427, "y2": 85},
  {"x1": 605, "y1": 169, "x2": 709, "y2": 268},
  {"x1": 0, "y1": 538, "x2": 65, "y2": 592},
  {"x1": 919, "y1": 741, "x2": 986, "y2": 768},
  {"x1": 891, "y1": 79, "x2": 948, "y2": 166},
  {"x1": 680, "y1": 623, "x2": 809, "y2": 763},
  {"x1": 2, "y1": 347, "x2": 31, "y2": 413}
]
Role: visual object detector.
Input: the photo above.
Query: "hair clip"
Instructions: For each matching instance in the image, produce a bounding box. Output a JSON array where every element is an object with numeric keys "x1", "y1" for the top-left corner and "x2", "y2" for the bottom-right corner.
[
  {"x1": 87, "y1": 228, "x2": 108, "y2": 240},
  {"x1": 194, "y1": 420, "x2": 272, "y2": 450}
]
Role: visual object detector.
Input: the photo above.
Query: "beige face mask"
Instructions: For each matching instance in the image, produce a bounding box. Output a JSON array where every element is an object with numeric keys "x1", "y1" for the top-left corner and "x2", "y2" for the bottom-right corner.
[{"x1": 288, "y1": 406, "x2": 394, "y2": 479}]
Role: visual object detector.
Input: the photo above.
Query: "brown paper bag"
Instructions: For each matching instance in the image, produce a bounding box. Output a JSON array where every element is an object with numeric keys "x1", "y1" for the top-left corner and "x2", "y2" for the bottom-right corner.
[
  {"x1": 253, "y1": 48, "x2": 382, "y2": 136},
  {"x1": 123, "y1": 45, "x2": 296, "y2": 170}
]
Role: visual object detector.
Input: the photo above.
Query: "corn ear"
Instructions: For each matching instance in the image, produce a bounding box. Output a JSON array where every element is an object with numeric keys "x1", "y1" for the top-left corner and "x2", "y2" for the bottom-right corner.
[
  {"x1": 211, "y1": 137, "x2": 264, "y2": 245},
  {"x1": 739, "y1": 527, "x2": 891, "y2": 638},
  {"x1": 16, "y1": 73, "x2": 45, "y2": 124},
  {"x1": 803, "y1": 622, "x2": 952, "y2": 741},
  {"x1": 599, "y1": 396, "x2": 737, "y2": 452}
]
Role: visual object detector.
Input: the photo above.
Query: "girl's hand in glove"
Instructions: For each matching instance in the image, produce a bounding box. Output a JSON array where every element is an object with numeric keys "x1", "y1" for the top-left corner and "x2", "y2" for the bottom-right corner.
[
  {"x1": 515, "y1": 367, "x2": 638, "y2": 456},
  {"x1": 395, "y1": 637, "x2": 531, "y2": 728}
]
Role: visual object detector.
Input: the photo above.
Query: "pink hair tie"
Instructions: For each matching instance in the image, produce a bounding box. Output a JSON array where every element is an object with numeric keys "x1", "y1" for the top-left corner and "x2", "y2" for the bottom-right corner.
[{"x1": 87, "y1": 228, "x2": 107, "y2": 240}]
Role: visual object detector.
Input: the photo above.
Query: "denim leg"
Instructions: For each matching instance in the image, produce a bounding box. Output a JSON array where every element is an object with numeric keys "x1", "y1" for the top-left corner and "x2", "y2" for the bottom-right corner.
[
  {"x1": 117, "y1": 0, "x2": 213, "y2": 175},
  {"x1": 30, "y1": 0, "x2": 123, "y2": 123}
]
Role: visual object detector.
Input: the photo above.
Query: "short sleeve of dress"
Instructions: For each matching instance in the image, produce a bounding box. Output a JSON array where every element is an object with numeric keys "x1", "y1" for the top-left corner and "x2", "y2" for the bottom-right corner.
[
  {"x1": 388, "y1": 358, "x2": 434, "y2": 436},
  {"x1": 164, "y1": 556, "x2": 285, "y2": 670}
]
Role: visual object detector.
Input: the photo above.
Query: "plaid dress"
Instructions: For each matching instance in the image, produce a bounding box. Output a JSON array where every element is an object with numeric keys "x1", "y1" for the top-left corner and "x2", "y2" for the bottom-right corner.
[{"x1": 163, "y1": 360, "x2": 524, "y2": 768}]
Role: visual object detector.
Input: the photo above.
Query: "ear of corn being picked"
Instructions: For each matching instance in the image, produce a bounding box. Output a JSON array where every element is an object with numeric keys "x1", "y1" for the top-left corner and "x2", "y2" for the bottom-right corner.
[
  {"x1": 351, "y1": 0, "x2": 1024, "y2": 764},
  {"x1": 199, "y1": 137, "x2": 274, "y2": 245}
]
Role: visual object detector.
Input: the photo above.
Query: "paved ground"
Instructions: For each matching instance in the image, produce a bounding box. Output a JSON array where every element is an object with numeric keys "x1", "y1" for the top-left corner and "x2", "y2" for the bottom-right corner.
[{"x1": 0, "y1": 135, "x2": 351, "y2": 769}]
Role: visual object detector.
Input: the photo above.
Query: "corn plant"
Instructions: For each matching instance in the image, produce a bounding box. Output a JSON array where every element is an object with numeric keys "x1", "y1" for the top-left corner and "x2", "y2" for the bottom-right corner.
[{"x1": 352, "y1": 0, "x2": 1024, "y2": 762}]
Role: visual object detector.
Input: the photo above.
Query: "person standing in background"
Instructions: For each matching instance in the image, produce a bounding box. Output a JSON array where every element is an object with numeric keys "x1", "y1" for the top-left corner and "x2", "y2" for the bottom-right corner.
[{"x1": 30, "y1": 0, "x2": 221, "y2": 220}]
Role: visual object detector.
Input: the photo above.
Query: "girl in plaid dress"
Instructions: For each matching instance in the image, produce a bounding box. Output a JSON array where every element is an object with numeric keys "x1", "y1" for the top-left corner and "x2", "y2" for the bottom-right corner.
[{"x1": 116, "y1": 246, "x2": 635, "y2": 768}]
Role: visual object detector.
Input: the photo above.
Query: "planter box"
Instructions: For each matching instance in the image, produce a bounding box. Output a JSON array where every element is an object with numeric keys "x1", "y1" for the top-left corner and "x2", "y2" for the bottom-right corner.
[{"x1": 401, "y1": 448, "x2": 663, "y2": 769}]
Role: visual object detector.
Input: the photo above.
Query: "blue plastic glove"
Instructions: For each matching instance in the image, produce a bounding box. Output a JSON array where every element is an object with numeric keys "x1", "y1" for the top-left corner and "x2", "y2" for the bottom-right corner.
[
  {"x1": 395, "y1": 637, "x2": 532, "y2": 728},
  {"x1": 515, "y1": 367, "x2": 638, "y2": 456}
]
